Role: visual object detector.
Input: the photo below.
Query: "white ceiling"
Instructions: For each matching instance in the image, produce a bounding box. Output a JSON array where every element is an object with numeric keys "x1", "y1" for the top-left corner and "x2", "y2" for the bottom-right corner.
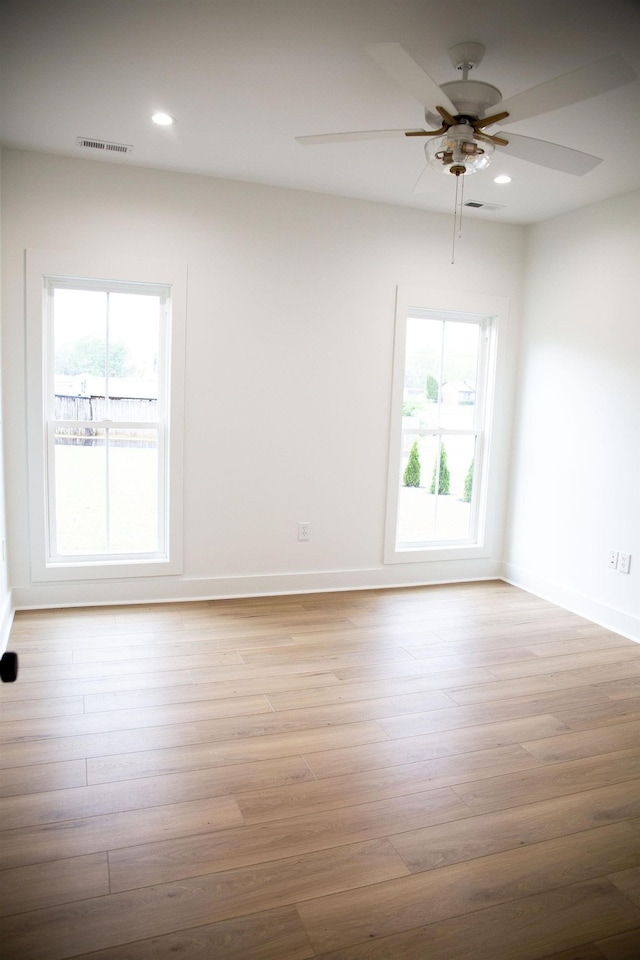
[{"x1": 1, "y1": 0, "x2": 639, "y2": 225}]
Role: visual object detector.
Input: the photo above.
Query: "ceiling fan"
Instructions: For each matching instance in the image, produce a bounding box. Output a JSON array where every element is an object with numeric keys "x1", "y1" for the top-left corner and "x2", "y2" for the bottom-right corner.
[{"x1": 296, "y1": 41, "x2": 637, "y2": 183}]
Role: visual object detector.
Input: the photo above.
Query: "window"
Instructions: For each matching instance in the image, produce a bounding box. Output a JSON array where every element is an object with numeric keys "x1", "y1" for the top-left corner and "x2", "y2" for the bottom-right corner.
[
  {"x1": 27, "y1": 251, "x2": 186, "y2": 580},
  {"x1": 385, "y1": 288, "x2": 505, "y2": 564}
]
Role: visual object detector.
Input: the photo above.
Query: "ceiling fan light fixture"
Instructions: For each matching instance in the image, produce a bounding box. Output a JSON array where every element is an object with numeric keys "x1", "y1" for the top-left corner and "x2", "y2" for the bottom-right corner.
[{"x1": 425, "y1": 125, "x2": 494, "y2": 175}]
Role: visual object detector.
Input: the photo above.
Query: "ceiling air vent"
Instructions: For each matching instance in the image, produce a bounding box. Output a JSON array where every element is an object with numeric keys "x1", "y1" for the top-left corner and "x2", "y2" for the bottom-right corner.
[
  {"x1": 77, "y1": 137, "x2": 133, "y2": 155},
  {"x1": 463, "y1": 200, "x2": 505, "y2": 212}
]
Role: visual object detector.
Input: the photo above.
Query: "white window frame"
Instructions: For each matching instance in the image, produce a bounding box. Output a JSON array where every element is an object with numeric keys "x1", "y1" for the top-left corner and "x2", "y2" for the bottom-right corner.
[
  {"x1": 26, "y1": 250, "x2": 187, "y2": 581},
  {"x1": 384, "y1": 286, "x2": 506, "y2": 564}
]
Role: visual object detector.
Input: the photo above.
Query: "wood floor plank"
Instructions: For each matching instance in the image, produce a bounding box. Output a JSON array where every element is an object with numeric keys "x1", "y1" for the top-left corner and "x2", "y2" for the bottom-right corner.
[
  {"x1": 487, "y1": 646, "x2": 640, "y2": 680},
  {"x1": 552, "y1": 697, "x2": 640, "y2": 731},
  {"x1": 296, "y1": 821, "x2": 640, "y2": 953},
  {"x1": 526, "y1": 634, "x2": 637, "y2": 657},
  {"x1": 236, "y1": 641, "x2": 417, "y2": 665},
  {"x1": 86, "y1": 720, "x2": 388, "y2": 784},
  {"x1": 0, "y1": 754, "x2": 315, "y2": 831},
  {"x1": 523, "y1": 719, "x2": 640, "y2": 763},
  {"x1": 266, "y1": 678, "x2": 456, "y2": 712},
  {"x1": 594, "y1": 678, "x2": 640, "y2": 701},
  {"x1": 83, "y1": 671, "x2": 343, "y2": 713},
  {"x1": 0, "y1": 853, "x2": 109, "y2": 916},
  {"x1": 446, "y1": 660, "x2": 640, "y2": 704},
  {"x1": 397, "y1": 644, "x2": 543, "y2": 669},
  {"x1": 0, "y1": 840, "x2": 409, "y2": 960},
  {"x1": 535, "y1": 948, "x2": 605, "y2": 960},
  {"x1": 235, "y1": 745, "x2": 544, "y2": 824},
  {"x1": 0, "y1": 694, "x2": 274, "y2": 742},
  {"x1": 0, "y1": 709, "x2": 391, "y2": 767},
  {"x1": 595, "y1": 927, "x2": 640, "y2": 959},
  {"x1": 308, "y1": 880, "x2": 636, "y2": 960},
  {"x1": 0, "y1": 696, "x2": 85, "y2": 721},
  {"x1": 373, "y1": 690, "x2": 609, "y2": 740},
  {"x1": 0, "y1": 795, "x2": 242, "y2": 870},
  {"x1": 9, "y1": 649, "x2": 73, "y2": 667},
  {"x1": 330, "y1": 662, "x2": 498, "y2": 686},
  {"x1": 378, "y1": 700, "x2": 569, "y2": 747},
  {"x1": 0, "y1": 669, "x2": 198, "y2": 701},
  {"x1": 429, "y1": 617, "x2": 591, "y2": 643},
  {"x1": 451, "y1": 748, "x2": 640, "y2": 814},
  {"x1": 0, "y1": 759, "x2": 86, "y2": 798},
  {"x1": 389, "y1": 779, "x2": 640, "y2": 872},
  {"x1": 69, "y1": 634, "x2": 399, "y2": 664},
  {"x1": 304, "y1": 713, "x2": 569, "y2": 779},
  {"x1": 59, "y1": 906, "x2": 315, "y2": 960},
  {"x1": 108, "y1": 786, "x2": 470, "y2": 892},
  {"x1": 609, "y1": 865, "x2": 640, "y2": 907}
]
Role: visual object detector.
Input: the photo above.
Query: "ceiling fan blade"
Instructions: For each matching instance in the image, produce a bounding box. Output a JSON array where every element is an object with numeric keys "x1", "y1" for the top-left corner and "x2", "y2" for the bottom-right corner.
[
  {"x1": 497, "y1": 132, "x2": 603, "y2": 175},
  {"x1": 498, "y1": 54, "x2": 636, "y2": 126},
  {"x1": 366, "y1": 42, "x2": 458, "y2": 115},
  {"x1": 296, "y1": 128, "x2": 427, "y2": 145}
]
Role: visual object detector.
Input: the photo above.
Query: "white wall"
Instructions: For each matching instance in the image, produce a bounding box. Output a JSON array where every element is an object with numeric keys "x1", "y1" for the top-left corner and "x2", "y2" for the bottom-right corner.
[
  {"x1": 1, "y1": 149, "x2": 524, "y2": 607},
  {"x1": 504, "y1": 189, "x2": 640, "y2": 640},
  {"x1": 0, "y1": 148, "x2": 13, "y2": 650}
]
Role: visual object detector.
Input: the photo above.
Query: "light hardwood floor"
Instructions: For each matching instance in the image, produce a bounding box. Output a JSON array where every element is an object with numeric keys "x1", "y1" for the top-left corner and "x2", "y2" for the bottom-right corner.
[{"x1": 1, "y1": 580, "x2": 640, "y2": 959}]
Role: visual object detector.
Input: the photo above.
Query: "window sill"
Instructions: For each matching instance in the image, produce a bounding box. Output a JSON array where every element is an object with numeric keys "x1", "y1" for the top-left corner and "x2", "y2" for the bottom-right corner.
[
  {"x1": 31, "y1": 556, "x2": 183, "y2": 582},
  {"x1": 384, "y1": 543, "x2": 491, "y2": 564}
]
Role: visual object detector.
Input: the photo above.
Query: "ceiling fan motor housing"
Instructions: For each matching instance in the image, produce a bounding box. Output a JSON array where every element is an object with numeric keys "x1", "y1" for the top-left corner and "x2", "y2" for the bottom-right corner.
[{"x1": 440, "y1": 80, "x2": 503, "y2": 119}]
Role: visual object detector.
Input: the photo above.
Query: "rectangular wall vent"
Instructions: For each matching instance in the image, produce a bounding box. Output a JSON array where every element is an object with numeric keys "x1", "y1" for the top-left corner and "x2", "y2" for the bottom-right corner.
[
  {"x1": 464, "y1": 200, "x2": 505, "y2": 212},
  {"x1": 77, "y1": 137, "x2": 133, "y2": 155}
]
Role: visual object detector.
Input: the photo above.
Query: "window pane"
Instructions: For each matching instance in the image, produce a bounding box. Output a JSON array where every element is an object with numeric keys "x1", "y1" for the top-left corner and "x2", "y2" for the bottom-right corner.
[
  {"x1": 53, "y1": 288, "x2": 107, "y2": 401},
  {"x1": 397, "y1": 434, "x2": 477, "y2": 545},
  {"x1": 108, "y1": 429, "x2": 159, "y2": 553},
  {"x1": 108, "y1": 293, "x2": 160, "y2": 412},
  {"x1": 54, "y1": 427, "x2": 108, "y2": 555},
  {"x1": 53, "y1": 288, "x2": 160, "y2": 422},
  {"x1": 397, "y1": 434, "x2": 438, "y2": 544},
  {"x1": 403, "y1": 317, "x2": 442, "y2": 430},
  {"x1": 53, "y1": 426, "x2": 159, "y2": 557},
  {"x1": 432, "y1": 435, "x2": 476, "y2": 541},
  {"x1": 440, "y1": 322, "x2": 479, "y2": 430}
]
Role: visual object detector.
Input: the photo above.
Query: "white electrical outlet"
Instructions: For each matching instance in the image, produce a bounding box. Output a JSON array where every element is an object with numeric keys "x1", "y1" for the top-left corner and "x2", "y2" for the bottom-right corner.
[
  {"x1": 608, "y1": 550, "x2": 619, "y2": 569},
  {"x1": 298, "y1": 522, "x2": 310, "y2": 541},
  {"x1": 619, "y1": 553, "x2": 631, "y2": 574}
]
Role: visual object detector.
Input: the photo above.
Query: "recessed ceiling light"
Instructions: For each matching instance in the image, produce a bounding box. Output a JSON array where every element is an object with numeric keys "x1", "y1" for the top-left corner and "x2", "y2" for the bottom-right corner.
[
  {"x1": 152, "y1": 112, "x2": 175, "y2": 126},
  {"x1": 493, "y1": 174, "x2": 512, "y2": 184}
]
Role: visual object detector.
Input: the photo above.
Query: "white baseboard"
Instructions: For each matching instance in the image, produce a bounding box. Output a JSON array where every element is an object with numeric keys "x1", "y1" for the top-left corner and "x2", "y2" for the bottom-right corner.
[
  {"x1": 11, "y1": 559, "x2": 502, "y2": 609},
  {"x1": 501, "y1": 562, "x2": 639, "y2": 643}
]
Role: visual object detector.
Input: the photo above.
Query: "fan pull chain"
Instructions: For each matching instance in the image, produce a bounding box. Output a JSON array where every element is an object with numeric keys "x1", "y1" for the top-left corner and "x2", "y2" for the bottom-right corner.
[
  {"x1": 451, "y1": 170, "x2": 466, "y2": 264},
  {"x1": 451, "y1": 171, "x2": 466, "y2": 263}
]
